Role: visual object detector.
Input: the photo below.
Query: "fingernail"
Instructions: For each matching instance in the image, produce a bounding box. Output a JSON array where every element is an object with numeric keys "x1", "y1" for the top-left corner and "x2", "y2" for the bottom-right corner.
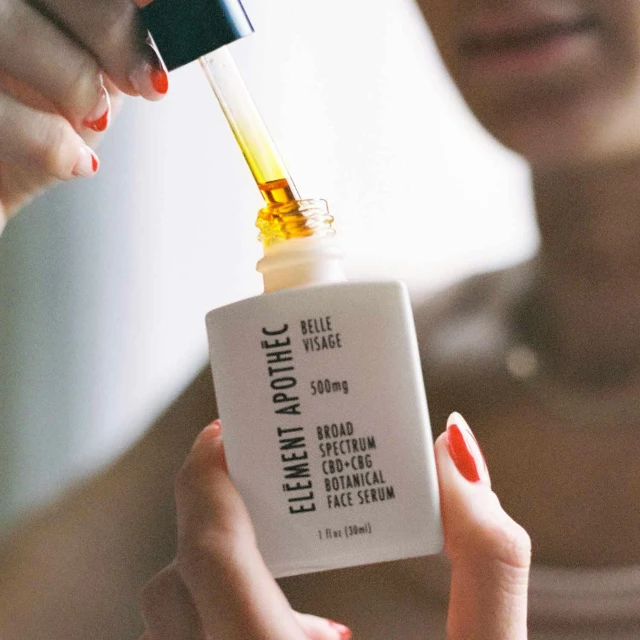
[
  {"x1": 192, "y1": 420, "x2": 222, "y2": 449},
  {"x1": 150, "y1": 66, "x2": 169, "y2": 95},
  {"x1": 83, "y1": 86, "x2": 111, "y2": 132},
  {"x1": 72, "y1": 145, "x2": 99, "y2": 178},
  {"x1": 446, "y1": 412, "x2": 490, "y2": 484},
  {"x1": 130, "y1": 40, "x2": 169, "y2": 100},
  {"x1": 328, "y1": 621, "x2": 352, "y2": 639}
]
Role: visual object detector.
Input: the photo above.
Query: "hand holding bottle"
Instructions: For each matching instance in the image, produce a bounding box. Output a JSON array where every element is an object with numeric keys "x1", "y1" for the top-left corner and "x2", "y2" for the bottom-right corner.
[
  {"x1": 0, "y1": 0, "x2": 168, "y2": 231},
  {"x1": 140, "y1": 413, "x2": 530, "y2": 640}
]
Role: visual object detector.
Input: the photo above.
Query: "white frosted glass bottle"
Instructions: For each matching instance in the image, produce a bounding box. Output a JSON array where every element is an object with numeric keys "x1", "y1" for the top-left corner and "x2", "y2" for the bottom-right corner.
[{"x1": 206, "y1": 199, "x2": 442, "y2": 578}]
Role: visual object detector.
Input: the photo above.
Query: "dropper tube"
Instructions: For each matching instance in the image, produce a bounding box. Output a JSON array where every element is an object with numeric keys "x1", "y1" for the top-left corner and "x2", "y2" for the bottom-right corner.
[
  {"x1": 199, "y1": 46, "x2": 337, "y2": 250},
  {"x1": 199, "y1": 46, "x2": 343, "y2": 289},
  {"x1": 140, "y1": 0, "x2": 344, "y2": 288},
  {"x1": 199, "y1": 47, "x2": 299, "y2": 206}
]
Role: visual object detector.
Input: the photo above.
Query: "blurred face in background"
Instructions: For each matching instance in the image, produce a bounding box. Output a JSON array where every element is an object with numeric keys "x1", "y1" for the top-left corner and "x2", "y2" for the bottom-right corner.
[{"x1": 416, "y1": 0, "x2": 640, "y2": 170}]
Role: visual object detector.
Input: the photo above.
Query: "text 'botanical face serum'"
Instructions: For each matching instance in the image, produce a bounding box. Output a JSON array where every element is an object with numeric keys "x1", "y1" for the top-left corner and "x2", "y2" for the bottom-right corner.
[{"x1": 143, "y1": 0, "x2": 443, "y2": 578}]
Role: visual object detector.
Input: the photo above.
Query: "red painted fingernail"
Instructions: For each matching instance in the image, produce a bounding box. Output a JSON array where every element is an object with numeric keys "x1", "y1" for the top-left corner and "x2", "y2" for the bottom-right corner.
[
  {"x1": 72, "y1": 145, "x2": 100, "y2": 178},
  {"x1": 328, "y1": 621, "x2": 352, "y2": 639},
  {"x1": 446, "y1": 412, "x2": 489, "y2": 484},
  {"x1": 130, "y1": 40, "x2": 169, "y2": 100},
  {"x1": 150, "y1": 67, "x2": 169, "y2": 95},
  {"x1": 83, "y1": 86, "x2": 111, "y2": 132}
]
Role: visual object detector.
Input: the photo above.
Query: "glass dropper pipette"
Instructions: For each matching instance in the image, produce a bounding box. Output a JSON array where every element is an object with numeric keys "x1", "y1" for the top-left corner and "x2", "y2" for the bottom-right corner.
[
  {"x1": 200, "y1": 46, "x2": 300, "y2": 207},
  {"x1": 199, "y1": 46, "x2": 335, "y2": 246},
  {"x1": 139, "y1": 0, "x2": 333, "y2": 246}
]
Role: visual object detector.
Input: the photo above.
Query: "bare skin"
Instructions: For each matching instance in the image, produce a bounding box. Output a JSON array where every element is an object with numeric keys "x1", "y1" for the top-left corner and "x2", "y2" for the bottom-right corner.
[
  {"x1": 411, "y1": 0, "x2": 640, "y2": 569},
  {"x1": 0, "y1": 0, "x2": 166, "y2": 224},
  {"x1": 417, "y1": 258, "x2": 640, "y2": 569}
]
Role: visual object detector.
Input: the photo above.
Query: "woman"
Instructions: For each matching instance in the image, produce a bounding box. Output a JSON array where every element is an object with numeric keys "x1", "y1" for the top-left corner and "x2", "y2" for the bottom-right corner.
[
  {"x1": 2, "y1": 0, "x2": 638, "y2": 637},
  {"x1": 278, "y1": 2, "x2": 640, "y2": 635}
]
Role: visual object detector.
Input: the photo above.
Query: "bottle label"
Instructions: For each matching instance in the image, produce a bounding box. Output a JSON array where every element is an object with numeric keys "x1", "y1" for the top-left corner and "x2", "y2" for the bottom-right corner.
[{"x1": 206, "y1": 281, "x2": 442, "y2": 577}]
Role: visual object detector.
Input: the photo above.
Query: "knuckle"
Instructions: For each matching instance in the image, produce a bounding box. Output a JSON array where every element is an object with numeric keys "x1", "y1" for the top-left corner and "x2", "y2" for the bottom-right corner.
[
  {"x1": 175, "y1": 493, "x2": 256, "y2": 577},
  {"x1": 176, "y1": 532, "x2": 243, "y2": 586},
  {"x1": 177, "y1": 532, "x2": 223, "y2": 568},
  {"x1": 504, "y1": 521, "x2": 532, "y2": 567},
  {"x1": 173, "y1": 457, "x2": 200, "y2": 501},
  {"x1": 173, "y1": 446, "x2": 220, "y2": 504},
  {"x1": 173, "y1": 448, "x2": 258, "y2": 572},
  {"x1": 176, "y1": 501, "x2": 244, "y2": 554},
  {"x1": 173, "y1": 462, "x2": 234, "y2": 540},
  {"x1": 480, "y1": 515, "x2": 532, "y2": 570},
  {"x1": 140, "y1": 564, "x2": 178, "y2": 619},
  {"x1": 140, "y1": 578, "x2": 161, "y2": 616}
]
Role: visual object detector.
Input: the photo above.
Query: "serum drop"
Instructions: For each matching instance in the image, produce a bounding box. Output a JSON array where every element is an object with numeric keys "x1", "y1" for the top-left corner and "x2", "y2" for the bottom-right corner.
[{"x1": 143, "y1": 0, "x2": 443, "y2": 578}]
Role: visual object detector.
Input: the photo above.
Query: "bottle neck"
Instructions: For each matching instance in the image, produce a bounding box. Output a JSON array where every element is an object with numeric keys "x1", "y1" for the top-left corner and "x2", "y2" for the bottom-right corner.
[
  {"x1": 256, "y1": 198, "x2": 336, "y2": 246},
  {"x1": 255, "y1": 199, "x2": 346, "y2": 292}
]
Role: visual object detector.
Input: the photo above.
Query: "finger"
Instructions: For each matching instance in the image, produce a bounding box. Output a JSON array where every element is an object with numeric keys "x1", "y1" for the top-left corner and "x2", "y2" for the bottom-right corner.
[
  {"x1": 0, "y1": 72, "x2": 114, "y2": 225},
  {"x1": 0, "y1": 90, "x2": 99, "y2": 180},
  {"x1": 141, "y1": 569, "x2": 353, "y2": 640},
  {"x1": 294, "y1": 612, "x2": 353, "y2": 640},
  {"x1": 0, "y1": 0, "x2": 111, "y2": 131},
  {"x1": 79, "y1": 77, "x2": 123, "y2": 149},
  {"x1": 141, "y1": 563, "x2": 205, "y2": 640},
  {"x1": 174, "y1": 421, "x2": 307, "y2": 640},
  {"x1": 436, "y1": 412, "x2": 530, "y2": 640},
  {"x1": 32, "y1": 0, "x2": 168, "y2": 100}
]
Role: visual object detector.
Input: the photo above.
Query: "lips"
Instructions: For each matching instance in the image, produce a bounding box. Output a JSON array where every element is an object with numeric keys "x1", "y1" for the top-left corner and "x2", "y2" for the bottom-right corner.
[{"x1": 460, "y1": 13, "x2": 600, "y2": 59}]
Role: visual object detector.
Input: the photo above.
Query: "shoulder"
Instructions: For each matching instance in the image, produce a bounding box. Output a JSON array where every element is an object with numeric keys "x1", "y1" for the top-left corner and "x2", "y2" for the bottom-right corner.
[{"x1": 411, "y1": 261, "x2": 536, "y2": 426}]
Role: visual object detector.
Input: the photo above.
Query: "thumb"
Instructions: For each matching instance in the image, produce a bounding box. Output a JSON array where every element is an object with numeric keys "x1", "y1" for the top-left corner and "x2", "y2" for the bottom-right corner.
[{"x1": 436, "y1": 412, "x2": 531, "y2": 640}]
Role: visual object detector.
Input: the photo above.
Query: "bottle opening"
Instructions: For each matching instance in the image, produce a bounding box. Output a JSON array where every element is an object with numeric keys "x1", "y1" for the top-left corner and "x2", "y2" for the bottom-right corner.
[{"x1": 257, "y1": 199, "x2": 336, "y2": 247}]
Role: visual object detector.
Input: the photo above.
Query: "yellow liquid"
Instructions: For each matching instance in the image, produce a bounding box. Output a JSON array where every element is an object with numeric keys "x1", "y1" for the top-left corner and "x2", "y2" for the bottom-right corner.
[
  {"x1": 256, "y1": 196, "x2": 335, "y2": 246},
  {"x1": 199, "y1": 49, "x2": 333, "y2": 244},
  {"x1": 258, "y1": 178, "x2": 298, "y2": 206},
  {"x1": 230, "y1": 119, "x2": 322, "y2": 243}
]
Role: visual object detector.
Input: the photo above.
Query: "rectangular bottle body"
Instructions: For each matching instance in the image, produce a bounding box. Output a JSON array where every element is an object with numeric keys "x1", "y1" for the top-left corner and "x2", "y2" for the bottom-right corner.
[{"x1": 206, "y1": 281, "x2": 442, "y2": 578}]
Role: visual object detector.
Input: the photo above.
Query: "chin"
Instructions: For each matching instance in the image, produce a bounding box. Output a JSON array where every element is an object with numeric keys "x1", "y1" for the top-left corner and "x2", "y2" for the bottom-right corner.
[
  {"x1": 486, "y1": 115, "x2": 597, "y2": 170},
  {"x1": 451, "y1": 47, "x2": 640, "y2": 170},
  {"x1": 468, "y1": 86, "x2": 640, "y2": 171}
]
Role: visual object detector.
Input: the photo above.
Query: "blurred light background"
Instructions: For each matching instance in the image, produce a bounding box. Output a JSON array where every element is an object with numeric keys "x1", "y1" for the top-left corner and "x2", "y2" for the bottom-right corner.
[{"x1": 0, "y1": 0, "x2": 537, "y2": 527}]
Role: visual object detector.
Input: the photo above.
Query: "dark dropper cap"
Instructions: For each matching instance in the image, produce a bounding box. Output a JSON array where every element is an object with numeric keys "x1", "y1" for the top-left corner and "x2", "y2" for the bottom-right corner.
[{"x1": 140, "y1": 0, "x2": 254, "y2": 71}]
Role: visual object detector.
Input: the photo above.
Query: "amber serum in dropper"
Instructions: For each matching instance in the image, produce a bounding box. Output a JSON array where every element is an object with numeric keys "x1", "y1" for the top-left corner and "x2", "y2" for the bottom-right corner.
[{"x1": 142, "y1": 0, "x2": 442, "y2": 578}]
